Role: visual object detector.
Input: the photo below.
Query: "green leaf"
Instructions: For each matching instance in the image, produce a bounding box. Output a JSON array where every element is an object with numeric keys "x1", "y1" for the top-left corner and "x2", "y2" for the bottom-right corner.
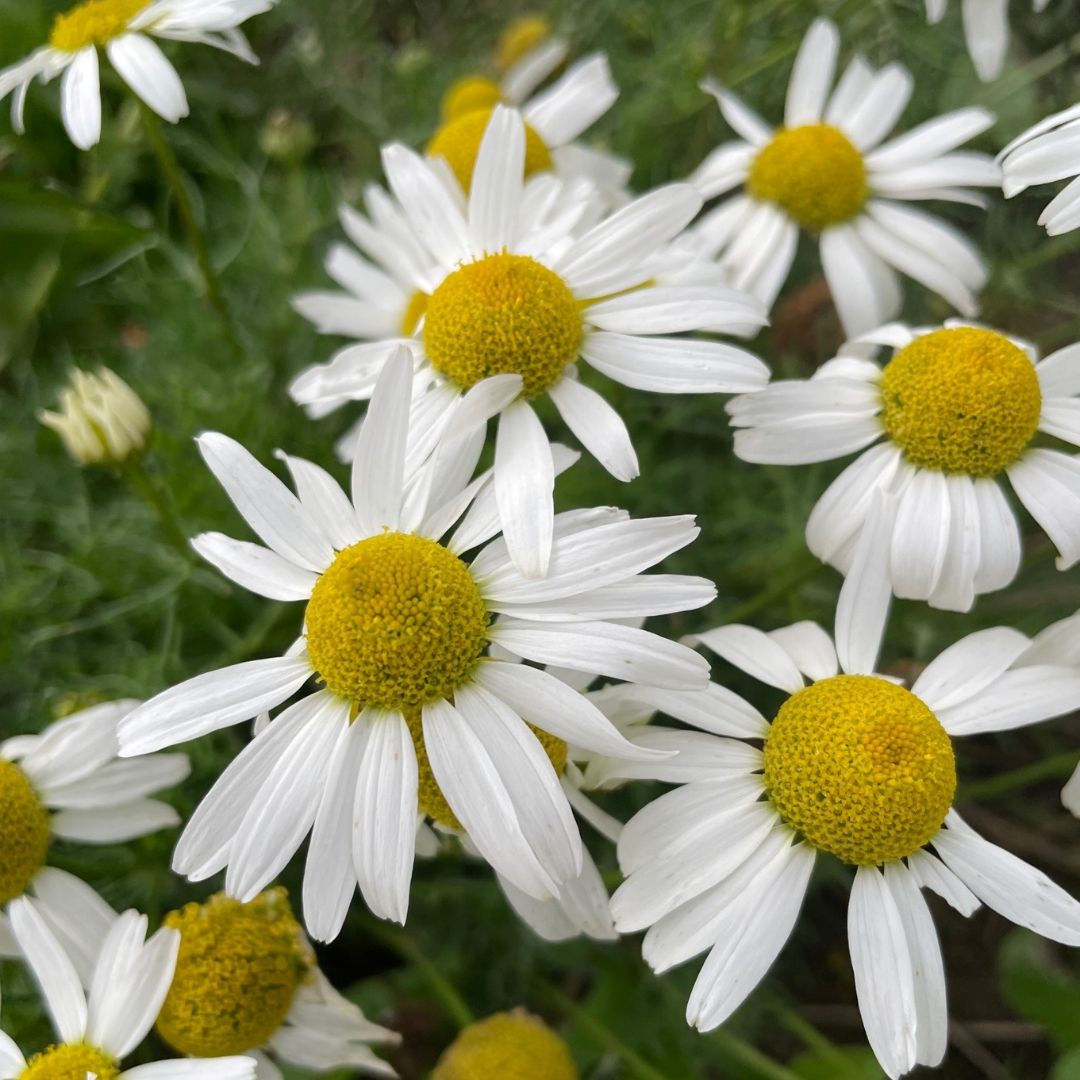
[
  {"x1": 790, "y1": 1045, "x2": 884, "y2": 1080},
  {"x1": 999, "y1": 929, "x2": 1080, "y2": 1052}
]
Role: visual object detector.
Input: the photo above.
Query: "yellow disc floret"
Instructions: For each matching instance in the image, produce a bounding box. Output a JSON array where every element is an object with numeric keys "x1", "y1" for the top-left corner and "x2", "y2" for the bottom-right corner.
[
  {"x1": 400, "y1": 290, "x2": 430, "y2": 337},
  {"x1": 0, "y1": 759, "x2": 51, "y2": 904},
  {"x1": 306, "y1": 533, "x2": 489, "y2": 711},
  {"x1": 763, "y1": 675, "x2": 956, "y2": 866},
  {"x1": 434, "y1": 1010, "x2": 579, "y2": 1080},
  {"x1": 495, "y1": 16, "x2": 552, "y2": 73},
  {"x1": 427, "y1": 107, "x2": 553, "y2": 192},
  {"x1": 747, "y1": 124, "x2": 869, "y2": 232},
  {"x1": 18, "y1": 1043, "x2": 119, "y2": 1080},
  {"x1": 49, "y1": 0, "x2": 150, "y2": 51},
  {"x1": 156, "y1": 889, "x2": 312, "y2": 1058},
  {"x1": 425, "y1": 253, "x2": 582, "y2": 397},
  {"x1": 880, "y1": 327, "x2": 1042, "y2": 477},
  {"x1": 442, "y1": 76, "x2": 503, "y2": 123},
  {"x1": 406, "y1": 707, "x2": 568, "y2": 829}
]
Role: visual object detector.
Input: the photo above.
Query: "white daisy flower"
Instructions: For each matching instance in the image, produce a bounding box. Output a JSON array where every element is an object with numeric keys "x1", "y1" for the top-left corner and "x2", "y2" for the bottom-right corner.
[
  {"x1": 0, "y1": 700, "x2": 189, "y2": 986},
  {"x1": 118, "y1": 348, "x2": 713, "y2": 936},
  {"x1": 926, "y1": 0, "x2": 1054, "y2": 82},
  {"x1": 609, "y1": 520, "x2": 1080, "y2": 1079},
  {"x1": 690, "y1": 17, "x2": 1000, "y2": 336},
  {"x1": 155, "y1": 888, "x2": 398, "y2": 1079},
  {"x1": 0, "y1": 896, "x2": 255, "y2": 1080},
  {"x1": 727, "y1": 320, "x2": 1080, "y2": 611},
  {"x1": 429, "y1": 50, "x2": 627, "y2": 196},
  {"x1": 1000, "y1": 102, "x2": 1080, "y2": 235},
  {"x1": 291, "y1": 105, "x2": 768, "y2": 576},
  {"x1": 0, "y1": 0, "x2": 277, "y2": 150}
]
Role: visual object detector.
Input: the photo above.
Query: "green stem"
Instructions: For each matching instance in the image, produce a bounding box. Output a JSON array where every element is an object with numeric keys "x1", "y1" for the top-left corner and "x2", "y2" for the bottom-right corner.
[
  {"x1": 137, "y1": 103, "x2": 231, "y2": 326},
  {"x1": 537, "y1": 981, "x2": 669, "y2": 1080},
  {"x1": 723, "y1": 556, "x2": 824, "y2": 625},
  {"x1": 364, "y1": 921, "x2": 474, "y2": 1030},
  {"x1": 776, "y1": 1005, "x2": 846, "y2": 1064},
  {"x1": 122, "y1": 456, "x2": 192, "y2": 558},
  {"x1": 960, "y1": 750, "x2": 1080, "y2": 802},
  {"x1": 704, "y1": 1026, "x2": 803, "y2": 1080}
]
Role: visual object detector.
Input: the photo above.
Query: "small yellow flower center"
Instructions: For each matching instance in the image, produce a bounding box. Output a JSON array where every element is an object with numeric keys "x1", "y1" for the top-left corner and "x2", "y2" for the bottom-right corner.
[
  {"x1": 48, "y1": 0, "x2": 150, "y2": 51},
  {"x1": 434, "y1": 1011, "x2": 579, "y2": 1080},
  {"x1": 400, "y1": 290, "x2": 430, "y2": 337},
  {"x1": 880, "y1": 327, "x2": 1042, "y2": 477},
  {"x1": 18, "y1": 1043, "x2": 119, "y2": 1080},
  {"x1": 405, "y1": 707, "x2": 568, "y2": 830},
  {"x1": 156, "y1": 889, "x2": 312, "y2": 1058},
  {"x1": 747, "y1": 124, "x2": 868, "y2": 232},
  {"x1": 0, "y1": 759, "x2": 51, "y2": 904},
  {"x1": 427, "y1": 107, "x2": 553, "y2": 192},
  {"x1": 441, "y1": 76, "x2": 503, "y2": 124},
  {"x1": 495, "y1": 16, "x2": 552, "y2": 73},
  {"x1": 305, "y1": 533, "x2": 489, "y2": 711},
  {"x1": 763, "y1": 675, "x2": 956, "y2": 867},
  {"x1": 425, "y1": 252, "x2": 582, "y2": 397}
]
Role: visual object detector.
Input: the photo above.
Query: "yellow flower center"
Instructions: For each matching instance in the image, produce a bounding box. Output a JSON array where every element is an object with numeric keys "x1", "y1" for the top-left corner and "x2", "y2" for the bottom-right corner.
[
  {"x1": 0, "y1": 759, "x2": 51, "y2": 904},
  {"x1": 425, "y1": 252, "x2": 582, "y2": 398},
  {"x1": 495, "y1": 16, "x2": 552, "y2": 73},
  {"x1": 48, "y1": 0, "x2": 150, "y2": 51},
  {"x1": 400, "y1": 290, "x2": 430, "y2": 337},
  {"x1": 763, "y1": 675, "x2": 956, "y2": 867},
  {"x1": 434, "y1": 1011, "x2": 579, "y2": 1080},
  {"x1": 305, "y1": 533, "x2": 489, "y2": 712},
  {"x1": 18, "y1": 1044, "x2": 119, "y2": 1080},
  {"x1": 156, "y1": 889, "x2": 312, "y2": 1058},
  {"x1": 427, "y1": 107, "x2": 553, "y2": 192},
  {"x1": 747, "y1": 124, "x2": 869, "y2": 232},
  {"x1": 405, "y1": 707, "x2": 567, "y2": 830},
  {"x1": 880, "y1": 327, "x2": 1042, "y2": 477},
  {"x1": 441, "y1": 76, "x2": 503, "y2": 124}
]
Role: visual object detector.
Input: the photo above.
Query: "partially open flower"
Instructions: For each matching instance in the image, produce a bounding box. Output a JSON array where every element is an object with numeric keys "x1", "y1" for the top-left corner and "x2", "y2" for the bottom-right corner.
[{"x1": 38, "y1": 366, "x2": 151, "y2": 466}]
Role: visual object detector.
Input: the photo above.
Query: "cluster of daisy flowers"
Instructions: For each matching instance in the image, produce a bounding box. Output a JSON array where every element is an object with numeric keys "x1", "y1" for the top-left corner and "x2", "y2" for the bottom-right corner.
[{"x1": 3, "y1": 4, "x2": 1080, "y2": 1079}]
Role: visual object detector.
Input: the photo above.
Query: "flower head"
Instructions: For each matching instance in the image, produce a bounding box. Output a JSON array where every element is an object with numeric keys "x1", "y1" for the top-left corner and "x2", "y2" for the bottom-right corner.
[
  {"x1": 690, "y1": 17, "x2": 1000, "y2": 335},
  {"x1": 0, "y1": 0, "x2": 278, "y2": 149},
  {"x1": 727, "y1": 321, "x2": 1080, "y2": 610},
  {"x1": 39, "y1": 367, "x2": 151, "y2": 466}
]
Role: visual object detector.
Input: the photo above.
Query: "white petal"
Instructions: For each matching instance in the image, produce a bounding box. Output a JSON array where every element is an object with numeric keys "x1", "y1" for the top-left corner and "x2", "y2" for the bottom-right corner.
[
  {"x1": 274, "y1": 451, "x2": 363, "y2": 551},
  {"x1": 591, "y1": 681, "x2": 768, "y2": 740},
  {"x1": 588, "y1": 730, "x2": 762, "y2": 786},
  {"x1": 936, "y1": 665, "x2": 1080, "y2": 735},
  {"x1": 468, "y1": 104, "x2": 523, "y2": 253},
  {"x1": 352, "y1": 710, "x2": 418, "y2": 924},
  {"x1": 61, "y1": 48, "x2": 101, "y2": 150},
  {"x1": 890, "y1": 470, "x2": 951, "y2": 601},
  {"x1": 548, "y1": 376, "x2": 638, "y2": 482},
  {"x1": 51, "y1": 800, "x2": 180, "y2": 843},
  {"x1": 197, "y1": 432, "x2": 332, "y2": 572},
  {"x1": 933, "y1": 815, "x2": 1080, "y2": 944},
  {"x1": 108, "y1": 34, "x2": 188, "y2": 122},
  {"x1": 848, "y1": 867, "x2": 918, "y2": 1080},
  {"x1": 867, "y1": 107, "x2": 996, "y2": 171},
  {"x1": 8, "y1": 897, "x2": 87, "y2": 1042},
  {"x1": 820, "y1": 225, "x2": 903, "y2": 337},
  {"x1": 27, "y1": 868, "x2": 117, "y2": 985},
  {"x1": 1063, "y1": 764, "x2": 1080, "y2": 818},
  {"x1": 962, "y1": 0, "x2": 1009, "y2": 81},
  {"x1": 118, "y1": 655, "x2": 311, "y2": 756},
  {"x1": 689, "y1": 142, "x2": 755, "y2": 200},
  {"x1": 192, "y1": 532, "x2": 317, "y2": 600},
  {"x1": 121, "y1": 1060, "x2": 257, "y2": 1080},
  {"x1": 840, "y1": 63, "x2": 914, "y2": 151},
  {"x1": 911, "y1": 626, "x2": 1031, "y2": 711},
  {"x1": 584, "y1": 285, "x2": 768, "y2": 336},
  {"x1": 767, "y1": 622, "x2": 839, "y2": 682},
  {"x1": 523, "y1": 53, "x2": 617, "y2": 147},
  {"x1": 1008, "y1": 449, "x2": 1080, "y2": 569},
  {"x1": 494, "y1": 402, "x2": 555, "y2": 577},
  {"x1": 906, "y1": 849, "x2": 980, "y2": 916},
  {"x1": 690, "y1": 624, "x2": 804, "y2": 693},
  {"x1": 785, "y1": 18, "x2": 839, "y2": 127},
  {"x1": 700, "y1": 79, "x2": 773, "y2": 146},
  {"x1": 972, "y1": 478, "x2": 1021, "y2": 592}
]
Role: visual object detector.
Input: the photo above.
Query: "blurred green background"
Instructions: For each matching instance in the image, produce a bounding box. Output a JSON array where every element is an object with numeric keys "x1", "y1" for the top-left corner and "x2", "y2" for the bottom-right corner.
[{"x1": 1, "y1": 0, "x2": 1079, "y2": 1076}]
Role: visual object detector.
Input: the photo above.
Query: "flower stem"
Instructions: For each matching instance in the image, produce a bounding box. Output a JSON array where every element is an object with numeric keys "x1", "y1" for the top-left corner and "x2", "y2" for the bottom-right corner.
[
  {"x1": 122, "y1": 456, "x2": 192, "y2": 558},
  {"x1": 363, "y1": 920, "x2": 475, "y2": 1030},
  {"x1": 137, "y1": 103, "x2": 232, "y2": 328},
  {"x1": 537, "y1": 980, "x2": 669, "y2": 1080},
  {"x1": 960, "y1": 750, "x2": 1080, "y2": 802}
]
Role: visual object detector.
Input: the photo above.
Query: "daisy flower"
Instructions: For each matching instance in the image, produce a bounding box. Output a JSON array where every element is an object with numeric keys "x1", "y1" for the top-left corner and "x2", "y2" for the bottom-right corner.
[
  {"x1": 690, "y1": 17, "x2": 1000, "y2": 336},
  {"x1": 1000, "y1": 102, "x2": 1080, "y2": 236},
  {"x1": 0, "y1": 699, "x2": 189, "y2": 985},
  {"x1": 609, "y1": 517, "x2": 1080, "y2": 1079},
  {"x1": 926, "y1": 0, "x2": 1053, "y2": 82},
  {"x1": 155, "y1": 888, "x2": 398, "y2": 1079},
  {"x1": 430, "y1": 50, "x2": 626, "y2": 196},
  {"x1": 0, "y1": 896, "x2": 255, "y2": 1080},
  {"x1": 0, "y1": 0, "x2": 278, "y2": 150},
  {"x1": 727, "y1": 321, "x2": 1080, "y2": 611},
  {"x1": 118, "y1": 348, "x2": 713, "y2": 936},
  {"x1": 291, "y1": 105, "x2": 768, "y2": 576}
]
